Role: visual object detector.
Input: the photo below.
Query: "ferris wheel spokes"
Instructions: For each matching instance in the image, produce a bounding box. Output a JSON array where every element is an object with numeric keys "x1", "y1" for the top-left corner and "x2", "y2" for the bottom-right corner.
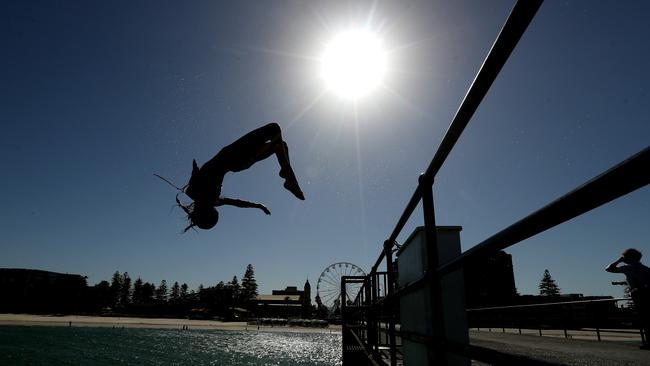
[{"x1": 316, "y1": 262, "x2": 366, "y2": 310}]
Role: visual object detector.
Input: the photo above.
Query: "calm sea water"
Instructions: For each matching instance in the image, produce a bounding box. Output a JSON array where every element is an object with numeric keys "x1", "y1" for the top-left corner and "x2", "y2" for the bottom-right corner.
[{"x1": 0, "y1": 326, "x2": 342, "y2": 365}]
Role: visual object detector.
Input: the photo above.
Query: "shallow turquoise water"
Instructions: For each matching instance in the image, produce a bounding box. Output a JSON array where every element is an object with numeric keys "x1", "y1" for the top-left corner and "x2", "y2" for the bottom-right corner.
[{"x1": 0, "y1": 326, "x2": 342, "y2": 365}]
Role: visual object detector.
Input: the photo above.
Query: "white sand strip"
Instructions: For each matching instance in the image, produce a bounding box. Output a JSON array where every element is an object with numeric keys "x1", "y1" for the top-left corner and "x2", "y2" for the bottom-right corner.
[{"x1": 0, "y1": 313, "x2": 341, "y2": 334}]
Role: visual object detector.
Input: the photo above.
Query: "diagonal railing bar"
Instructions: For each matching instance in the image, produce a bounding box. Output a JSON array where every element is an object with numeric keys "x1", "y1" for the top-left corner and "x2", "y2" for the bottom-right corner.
[
  {"x1": 384, "y1": 147, "x2": 649, "y2": 299},
  {"x1": 438, "y1": 146, "x2": 649, "y2": 276},
  {"x1": 466, "y1": 297, "x2": 628, "y2": 312},
  {"x1": 372, "y1": 0, "x2": 544, "y2": 272}
]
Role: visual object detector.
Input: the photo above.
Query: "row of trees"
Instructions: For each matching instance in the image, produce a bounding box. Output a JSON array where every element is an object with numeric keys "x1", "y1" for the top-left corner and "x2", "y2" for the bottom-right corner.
[
  {"x1": 102, "y1": 272, "x2": 191, "y2": 307},
  {"x1": 87, "y1": 264, "x2": 258, "y2": 318},
  {"x1": 196, "y1": 264, "x2": 259, "y2": 313}
]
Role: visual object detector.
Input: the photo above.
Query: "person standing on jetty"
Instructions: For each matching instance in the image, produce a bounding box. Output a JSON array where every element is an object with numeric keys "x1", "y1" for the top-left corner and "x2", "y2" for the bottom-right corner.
[
  {"x1": 161, "y1": 123, "x2": 305, "y2": 232},
  {"x1": 606, "y1": 248, "x2": 650, "y2": 349}
]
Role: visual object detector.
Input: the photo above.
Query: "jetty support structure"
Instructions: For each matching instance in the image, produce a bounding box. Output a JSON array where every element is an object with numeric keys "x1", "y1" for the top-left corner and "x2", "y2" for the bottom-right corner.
[{"x1": 340, "y1": 0, "x2": 650, "y2": 364}]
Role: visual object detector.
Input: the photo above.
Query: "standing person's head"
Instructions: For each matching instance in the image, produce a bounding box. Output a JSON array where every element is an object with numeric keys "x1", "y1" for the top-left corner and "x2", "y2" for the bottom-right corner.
[{"x1": 622, "y1": 248, "x2": 642, "y2": 264}]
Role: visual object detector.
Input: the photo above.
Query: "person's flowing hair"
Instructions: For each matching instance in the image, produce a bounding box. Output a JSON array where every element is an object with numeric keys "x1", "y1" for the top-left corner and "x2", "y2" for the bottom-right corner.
[
  {"x1": 176, "y1": 194, "x2": 197, "y2": 233},
  {"x1": 154, "y1": 173, "x2": 196, "y2": 232}
]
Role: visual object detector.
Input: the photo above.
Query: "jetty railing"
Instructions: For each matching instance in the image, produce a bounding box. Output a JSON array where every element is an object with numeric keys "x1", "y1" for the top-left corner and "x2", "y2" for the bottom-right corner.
[
  {"x1": 468, "y1": 298, "x2": 646, "y2": 343},
  {"x1": 340, "y1": 0, "x2": 650, "y2": 364}
]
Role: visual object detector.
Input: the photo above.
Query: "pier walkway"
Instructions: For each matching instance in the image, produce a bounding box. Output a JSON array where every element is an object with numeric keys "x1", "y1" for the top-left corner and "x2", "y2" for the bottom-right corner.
[{"x1": 470, "y1": 330, "x2": 650, "y2": 366}]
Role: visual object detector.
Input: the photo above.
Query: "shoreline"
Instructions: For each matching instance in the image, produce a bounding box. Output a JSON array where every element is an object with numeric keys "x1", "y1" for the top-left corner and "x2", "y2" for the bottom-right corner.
[{"x1": 0, "y1": 313, "x2": 341, "y2": 334}]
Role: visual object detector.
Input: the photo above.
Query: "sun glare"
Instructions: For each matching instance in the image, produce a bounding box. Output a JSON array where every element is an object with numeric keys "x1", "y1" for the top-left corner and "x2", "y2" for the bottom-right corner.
[{"x1": 321, "y1": 30, "x2": 387, "y2": 100}]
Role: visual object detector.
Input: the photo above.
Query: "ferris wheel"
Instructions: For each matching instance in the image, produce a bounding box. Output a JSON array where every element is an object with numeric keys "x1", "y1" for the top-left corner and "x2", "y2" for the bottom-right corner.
[{"x1": 316, "y1": 262, "x2": 366, "y2": 309}]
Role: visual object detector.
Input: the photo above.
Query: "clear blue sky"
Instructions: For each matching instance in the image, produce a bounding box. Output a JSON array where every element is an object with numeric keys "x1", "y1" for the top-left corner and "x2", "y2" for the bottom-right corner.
[{"x1": 1, "y1": 0, "x2": 648, "y2": 299}]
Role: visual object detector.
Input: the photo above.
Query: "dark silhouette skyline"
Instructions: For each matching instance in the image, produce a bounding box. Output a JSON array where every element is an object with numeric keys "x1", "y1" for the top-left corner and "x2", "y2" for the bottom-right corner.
[{"x1": 0, "y1": 266, "x2": 260, "y2": 319}]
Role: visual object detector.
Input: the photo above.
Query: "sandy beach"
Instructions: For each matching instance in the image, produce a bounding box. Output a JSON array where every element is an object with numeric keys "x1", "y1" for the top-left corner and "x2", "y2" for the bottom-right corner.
[{"x1": 0, "y1": 314, "x2": 341, "y2": 334}]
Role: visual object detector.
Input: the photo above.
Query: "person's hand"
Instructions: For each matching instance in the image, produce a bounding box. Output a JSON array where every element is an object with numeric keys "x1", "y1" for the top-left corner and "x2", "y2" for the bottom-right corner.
[{"x1": 259, "y1": 205, "x2": 271, "y2": 215}]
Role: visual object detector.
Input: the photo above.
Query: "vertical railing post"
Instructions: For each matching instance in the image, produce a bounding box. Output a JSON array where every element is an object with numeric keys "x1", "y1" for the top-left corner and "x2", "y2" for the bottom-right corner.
[
  {"x1": 593, "y1": 305, "x2": 601, "y2": 341},
  {"x1": 340, "y1": 278, "x2": 345, "y2": 365},
  {"x1": 370, "y1": 273, "x2": 380, "y2": 360},
  {"x1": 420, "y1": 174, "x2": 447, "y2": 364},
  {"x1": 341, "y1": 277, "x2": 346, "y2": 320},
  {"x1": 640, "y1": 328, "x2": 646, "y2": 344},
  {"x1": 363, "y1": 282, "x2": 368, "y2": 343},
  {"x1": 384, "y1": 240, "x2": 398, "y2": 366},
  {"x1": 364, "y1": 276, "x2": 373, "y2": 354}
]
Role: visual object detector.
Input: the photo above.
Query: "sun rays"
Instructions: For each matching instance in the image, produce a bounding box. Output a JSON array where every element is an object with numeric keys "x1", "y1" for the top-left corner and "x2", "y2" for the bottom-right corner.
[
  {"x1": 238, "y1": 2, "x2": 439, "y2": 253},
  {"x1": 320, "y1": 30, "x2": 387, "y2": 100}
]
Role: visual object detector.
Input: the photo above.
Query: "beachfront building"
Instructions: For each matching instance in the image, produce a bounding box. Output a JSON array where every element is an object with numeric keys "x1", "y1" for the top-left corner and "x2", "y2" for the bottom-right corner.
[
  {"x1": 0, "y1": 268, "x2": 88, "y2": 314},
  {"x1": 255, "y1": 279, "x2": 313, "y2": 318}
]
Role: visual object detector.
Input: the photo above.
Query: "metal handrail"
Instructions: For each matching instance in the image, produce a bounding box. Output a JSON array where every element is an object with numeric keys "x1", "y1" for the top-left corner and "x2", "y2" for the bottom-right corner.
[
  {"x1": 438, "y1": 147, "x2": 649, "y2": 276},
  {"x1": 467, "y1": 297, "x2": 645, "y2": 343},
  {"x1": 466, "y1": 297, "x2": 628, "y2": 312},
  {"x1": 383, "y1": 147, "x2": 649, "y2": 299},
  {"x1": 372, "y1": 0, "x2": 544, "y2": 273}
]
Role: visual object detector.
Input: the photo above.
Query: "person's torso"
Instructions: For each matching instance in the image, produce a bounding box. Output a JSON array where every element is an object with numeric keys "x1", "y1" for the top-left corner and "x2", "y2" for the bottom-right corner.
[
  {"x1": 185, "y1": 163, "x2": 224, "y2": 204},
  {"x1": 622, "y1": 263, "x2": 650, "y2": 291}
]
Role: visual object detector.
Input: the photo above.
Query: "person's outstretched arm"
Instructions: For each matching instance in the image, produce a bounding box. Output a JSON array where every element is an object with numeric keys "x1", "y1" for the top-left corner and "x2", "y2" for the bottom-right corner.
[
  {"x1": 217, "y1": 197, "x2": 271, "y2": 215},
  {"x1": 605, "y1": 256, "x2": 625, "y2": 273}
]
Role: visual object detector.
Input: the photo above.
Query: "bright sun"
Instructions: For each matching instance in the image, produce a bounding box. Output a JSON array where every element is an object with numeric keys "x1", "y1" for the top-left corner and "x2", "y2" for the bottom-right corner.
[{"x1": 321, "y1": 30, "x2": 387, "y2": 100}]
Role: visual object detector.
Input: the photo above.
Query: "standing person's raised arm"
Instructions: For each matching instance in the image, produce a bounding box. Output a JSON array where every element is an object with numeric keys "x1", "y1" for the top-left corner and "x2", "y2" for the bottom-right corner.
[{"x1": 605, "y1": 256, "x2": 625, "y2": 273}]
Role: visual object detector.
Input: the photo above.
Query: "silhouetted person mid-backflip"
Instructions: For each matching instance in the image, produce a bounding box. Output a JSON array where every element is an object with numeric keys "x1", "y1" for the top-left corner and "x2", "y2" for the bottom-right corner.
[
  {"x1": 606, "y1": 248, "x2": 650, "y2": 349},
  {"x1": 165, "y1": 123, "x2": 304, "y2": 232}
]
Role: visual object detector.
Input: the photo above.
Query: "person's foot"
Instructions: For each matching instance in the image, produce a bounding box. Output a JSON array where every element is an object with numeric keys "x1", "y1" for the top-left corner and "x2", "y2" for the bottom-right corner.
[
  {"x1": 640, "y1": 344, "x2": 650, "y2": 350},
  {"x1": 281, "y1": 166, "x2": 304, "y2": 200},
  {"x1": 284, "y1": 179, "x2": 305, "y2": 200}
]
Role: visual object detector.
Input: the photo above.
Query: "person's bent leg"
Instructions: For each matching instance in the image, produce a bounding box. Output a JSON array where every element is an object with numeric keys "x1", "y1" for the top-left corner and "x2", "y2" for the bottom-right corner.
[
  {"x1": 224, "y1": 123, "x2": 304, "y2": 200},
  {"x1": 245, "y1": 123, "x2": 304, "y2": 200},
  {"x1": 210, "y1": 123, "x2": 282, "y2": 172},
  {"x1": 275, "y1": 141, "x2": 304, "y2": 200},
  {"x1": 230, "y1": 123, "x2": 282, "y2": 150}
]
